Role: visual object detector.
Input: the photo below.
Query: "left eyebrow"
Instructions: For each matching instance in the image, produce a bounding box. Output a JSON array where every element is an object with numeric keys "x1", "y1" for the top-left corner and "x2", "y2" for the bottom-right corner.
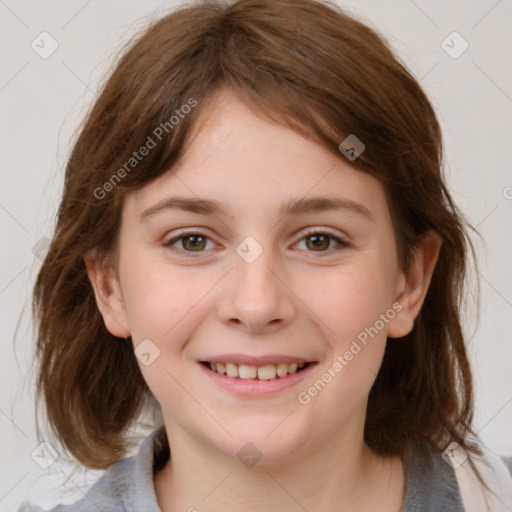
[
  {"x1": 139, "y1": 195, "x2": 374, "y2": 223},
  {"x1": 279, "y1": 196, "x2": 374, "y2": 221}
]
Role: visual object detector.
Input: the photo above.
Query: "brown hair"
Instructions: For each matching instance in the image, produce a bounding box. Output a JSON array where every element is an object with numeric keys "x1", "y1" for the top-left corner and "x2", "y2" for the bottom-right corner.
[{"x1": 32, "y1": 0, "x2": 484, "y2": 478}]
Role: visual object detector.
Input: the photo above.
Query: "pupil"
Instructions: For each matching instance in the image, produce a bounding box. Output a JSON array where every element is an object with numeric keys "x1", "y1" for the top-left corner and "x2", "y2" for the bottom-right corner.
[
  {"x1": 184, "y1": 235, "x2": 205, "y2": 251},
  {"x1": 308, "y1": 234, "x2": 328, "y2": 251}
]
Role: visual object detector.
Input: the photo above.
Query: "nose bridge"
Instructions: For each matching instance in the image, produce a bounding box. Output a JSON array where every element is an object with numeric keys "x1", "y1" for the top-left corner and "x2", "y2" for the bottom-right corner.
[
  {"x1": 217, "y1": 235, "x2": 295, "y2": 332},
  {"x1": 237, "y1": 243, "x2": 276, "y2": 297}
]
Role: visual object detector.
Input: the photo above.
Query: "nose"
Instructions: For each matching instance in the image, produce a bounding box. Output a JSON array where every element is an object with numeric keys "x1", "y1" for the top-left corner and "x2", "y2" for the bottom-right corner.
[{"x1": 216, "y1": 243, "x2": 296, "y2": 334}]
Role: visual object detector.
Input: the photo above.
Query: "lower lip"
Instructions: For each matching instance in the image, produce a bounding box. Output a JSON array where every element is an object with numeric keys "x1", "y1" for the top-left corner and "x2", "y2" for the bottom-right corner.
[{"x1": 198, "y1": 362, "x2": 318, "y2": 397}]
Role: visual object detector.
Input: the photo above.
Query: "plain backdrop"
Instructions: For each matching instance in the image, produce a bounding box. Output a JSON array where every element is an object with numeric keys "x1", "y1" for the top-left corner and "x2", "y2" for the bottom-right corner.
[{"x1": 1, "y1": 0, "x2": 511, "y2": 509}]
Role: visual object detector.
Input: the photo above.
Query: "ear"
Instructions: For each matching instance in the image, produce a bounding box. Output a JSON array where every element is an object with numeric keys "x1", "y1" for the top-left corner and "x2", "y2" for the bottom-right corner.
[
  {"x1": 387, "y1": 230, "x2": 442, "y2": 338},
  {"x1": 83, "y1": 248, "x2": 130, "y2": 338}
]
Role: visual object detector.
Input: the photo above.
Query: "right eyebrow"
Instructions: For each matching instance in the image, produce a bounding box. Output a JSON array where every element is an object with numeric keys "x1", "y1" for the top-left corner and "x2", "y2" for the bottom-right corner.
[{"x1": 140, "y1": 197, "x2": 229, "y2": 223}]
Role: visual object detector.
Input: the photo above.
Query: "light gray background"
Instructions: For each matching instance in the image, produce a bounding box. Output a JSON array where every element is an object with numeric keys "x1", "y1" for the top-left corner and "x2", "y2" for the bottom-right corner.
[{"x1": 1, "y1": 0, "x2": 511, "y2": 509}]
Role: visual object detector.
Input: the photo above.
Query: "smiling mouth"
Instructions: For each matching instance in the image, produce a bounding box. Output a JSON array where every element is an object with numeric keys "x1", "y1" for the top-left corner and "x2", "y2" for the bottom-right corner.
[{"x1": 200, "y1": 361, "x2": 313, "y2": 380}]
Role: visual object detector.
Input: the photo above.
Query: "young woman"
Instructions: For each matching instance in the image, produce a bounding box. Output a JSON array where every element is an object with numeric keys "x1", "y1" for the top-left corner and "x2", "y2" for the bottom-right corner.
[{"x1": 21, "y1": 0, "x2": 512, "y2": 510}]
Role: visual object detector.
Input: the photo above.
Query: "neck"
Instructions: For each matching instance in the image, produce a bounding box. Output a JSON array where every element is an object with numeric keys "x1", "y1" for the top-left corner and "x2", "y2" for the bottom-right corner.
[{"x1": 154, "y1": 420, "x2": 406, "y2": 512}]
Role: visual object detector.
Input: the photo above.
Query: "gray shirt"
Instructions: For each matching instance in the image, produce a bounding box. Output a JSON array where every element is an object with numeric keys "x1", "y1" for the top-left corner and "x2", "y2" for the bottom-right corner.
[{"x1": 18, "y1": 428, "x2": 512, "y2": 512}]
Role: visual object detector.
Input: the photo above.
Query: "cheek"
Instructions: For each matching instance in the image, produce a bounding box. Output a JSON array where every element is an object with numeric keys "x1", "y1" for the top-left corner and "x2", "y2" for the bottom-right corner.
[
  {"x1": 124, "y1": 264, "x2": 219, "y2": 401},
  {"x1": 296, "y1": 267, "x2": 392, "y2": 415},
  {"x1": 121, "y1": 257, "x2": 215, "y2": 342},
  {"x1": 297, "y1": 259, "x2": 394, "y2": 408},
  {"x1": 304, "y1": 262, "x2": 393, "y2": 348}
]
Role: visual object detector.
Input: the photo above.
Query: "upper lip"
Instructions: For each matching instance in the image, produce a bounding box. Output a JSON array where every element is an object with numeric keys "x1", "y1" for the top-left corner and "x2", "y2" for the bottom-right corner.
[{"x1": 199, "y1": 354, "x2": 315, "y2": 366}]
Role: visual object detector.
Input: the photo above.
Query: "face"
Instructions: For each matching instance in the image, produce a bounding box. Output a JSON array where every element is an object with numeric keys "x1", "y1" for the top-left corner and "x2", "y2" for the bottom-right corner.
[{"x1": 90, "y1": 88, "x2": 424, "y2": 465}]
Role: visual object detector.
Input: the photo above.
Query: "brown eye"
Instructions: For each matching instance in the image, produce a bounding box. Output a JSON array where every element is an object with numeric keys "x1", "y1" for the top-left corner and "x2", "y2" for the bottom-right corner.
[
  {"x1": 305, "y1": 234, "x2": 331, "y2": 251},
  {"x1": 296, "y1": 232, "x2": 348, "y2": 253},
  {"x1": 164, "y1": 232, "x2": 215, "y2": 255},
  {"x1": 180, "y1": 235, "x2": 207, "y2": 251}
]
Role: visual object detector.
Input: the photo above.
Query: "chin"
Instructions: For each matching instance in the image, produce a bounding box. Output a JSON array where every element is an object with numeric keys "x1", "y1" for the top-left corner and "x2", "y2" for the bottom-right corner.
[{"x1": 210, "y1": 419, "x2": 312, "y2": 467}]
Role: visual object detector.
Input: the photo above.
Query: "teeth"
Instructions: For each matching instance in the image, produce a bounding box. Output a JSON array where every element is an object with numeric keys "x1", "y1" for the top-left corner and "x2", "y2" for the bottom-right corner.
[
  {"x1": 258, "y1": 364, "x2": 276, "y2": 380},
  {"x1": 207, "y1": 361, "x2": 308, "y2": 380},
  {"x1": 226, "y1": 363, "x2": 238, "y2": 378},
  {"x1": 276, "y1": 363, "x2": 289, "y2": 377},
  {"x1": 238, "y1": 364, "x2": 257, "y2": 379}
]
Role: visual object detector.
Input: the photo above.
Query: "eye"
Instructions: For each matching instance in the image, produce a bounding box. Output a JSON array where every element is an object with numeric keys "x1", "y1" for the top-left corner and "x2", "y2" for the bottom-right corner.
[
  {"x1": 294, "y1": 230, "x2": 350, "y2": 253},
  {"x1": 163, "y1": 229, "x2": 350, "y2": 257},
  {"x1": 164, "y1": 232, "x2": 216, "y2": 255}
]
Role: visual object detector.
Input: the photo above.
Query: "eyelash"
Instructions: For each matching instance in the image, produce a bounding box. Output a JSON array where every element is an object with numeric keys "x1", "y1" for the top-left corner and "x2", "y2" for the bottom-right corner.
[{"x1": 163, "y1": 229, "x2": 350, "y2": 258}]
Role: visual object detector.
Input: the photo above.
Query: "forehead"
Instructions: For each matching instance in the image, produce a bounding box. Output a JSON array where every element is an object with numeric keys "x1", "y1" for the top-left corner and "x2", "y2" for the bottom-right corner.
[{"x1": 124, "y1": 89, "x2": 389, "y2": 226}]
